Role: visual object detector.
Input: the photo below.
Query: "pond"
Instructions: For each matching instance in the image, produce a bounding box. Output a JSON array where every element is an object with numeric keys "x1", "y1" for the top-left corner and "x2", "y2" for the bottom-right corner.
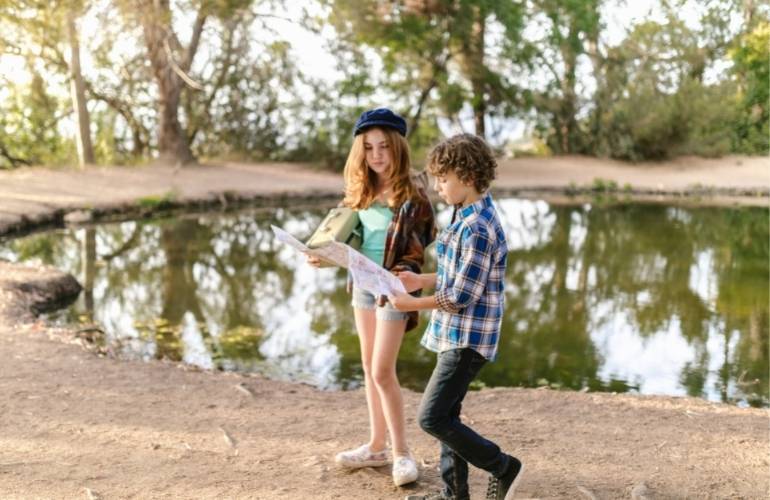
[{"x1": 1, "y1": 198, "x2": 767, "y2": 407}]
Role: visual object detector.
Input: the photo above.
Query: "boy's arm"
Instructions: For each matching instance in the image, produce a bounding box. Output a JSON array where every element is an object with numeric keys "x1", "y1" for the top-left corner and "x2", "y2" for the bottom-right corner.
[
  {"x1": 394, "y1": 271, "x2": 436, "y2": 293},
  {"x1": 389, "y1": 293, "x2": 438, "y2": 311},
  {"x1": 389, "y1": 272, "x2": 437, "y2": 311},
  {"x1": 390, "y1": 229, "x2": 494, "y2": 312},
  {"x1": 419, "y1": 273, "x2": 437, "y2": 289}
]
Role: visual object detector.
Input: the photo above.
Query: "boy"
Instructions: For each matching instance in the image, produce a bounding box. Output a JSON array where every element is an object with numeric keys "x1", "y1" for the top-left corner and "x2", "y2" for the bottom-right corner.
[{"x1": 389, "y1": 134, "x2": 523, "y2": 500}]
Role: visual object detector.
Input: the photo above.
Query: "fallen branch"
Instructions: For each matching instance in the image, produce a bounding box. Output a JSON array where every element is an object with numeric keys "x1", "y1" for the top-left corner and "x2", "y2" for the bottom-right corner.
[
  {"x1": 219, "y1": 427, "x2": 237, "y2": 448},
  {"x1": 234, "y1": 383, "x2": 254, "y2": 397},
  {"x1": 577, "y1": 485, "x2": 598, "y2": 500},
  {"x1": 84, "y1": 487, "x2": 101, "y2": 500}
]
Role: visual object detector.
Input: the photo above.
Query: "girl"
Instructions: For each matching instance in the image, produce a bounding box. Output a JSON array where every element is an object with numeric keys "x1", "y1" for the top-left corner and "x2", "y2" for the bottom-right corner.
[{"x1": 308, "y1": 108, "x2": 435, "y2": 487}]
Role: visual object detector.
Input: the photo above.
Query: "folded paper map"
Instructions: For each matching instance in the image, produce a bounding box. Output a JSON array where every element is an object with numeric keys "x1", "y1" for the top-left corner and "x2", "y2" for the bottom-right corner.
[{"x1": 270, "y1": 225, "x2": 406, "y2": 297}]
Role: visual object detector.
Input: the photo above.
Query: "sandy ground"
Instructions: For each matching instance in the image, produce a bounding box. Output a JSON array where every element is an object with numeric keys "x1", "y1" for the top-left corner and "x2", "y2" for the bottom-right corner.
[
  {"x1": 0, "y1": 155, "x2": 767, "y2": 237},
  {"x1": 0, "y1": 156, "x2": 768, "y2": 499}
]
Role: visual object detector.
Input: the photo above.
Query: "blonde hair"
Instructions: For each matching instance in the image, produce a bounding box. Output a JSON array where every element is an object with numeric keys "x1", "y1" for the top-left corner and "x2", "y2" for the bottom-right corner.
[{"x1": 342, "y1": 127, "x2": 415, "y2": 209}]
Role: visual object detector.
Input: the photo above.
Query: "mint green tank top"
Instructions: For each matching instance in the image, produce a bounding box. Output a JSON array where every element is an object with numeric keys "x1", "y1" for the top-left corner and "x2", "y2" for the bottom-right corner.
[{"x1": 359, "y1": 202, "x2": 394, "y2": 265}]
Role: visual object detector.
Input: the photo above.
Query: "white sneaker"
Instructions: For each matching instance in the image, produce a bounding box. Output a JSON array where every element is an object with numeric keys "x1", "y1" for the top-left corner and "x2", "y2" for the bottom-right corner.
[
  {"x1": 335, "y1": 444, "x2": 390, "y2": 468},
  {"x1": 392, "y1": 454, "x2": 419, "y2": 486}
]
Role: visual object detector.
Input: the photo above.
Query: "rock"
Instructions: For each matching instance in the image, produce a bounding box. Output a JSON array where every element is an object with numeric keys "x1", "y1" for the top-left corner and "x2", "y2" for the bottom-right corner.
[{"x1": 0, "y1": 262, "x2": 82, "y2": 319}]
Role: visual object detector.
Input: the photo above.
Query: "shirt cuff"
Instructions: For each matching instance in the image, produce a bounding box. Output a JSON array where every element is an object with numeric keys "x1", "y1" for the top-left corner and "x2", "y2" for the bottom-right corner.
[{"x1": 435, "y1": 289, "x2": 461, "y2": 313}]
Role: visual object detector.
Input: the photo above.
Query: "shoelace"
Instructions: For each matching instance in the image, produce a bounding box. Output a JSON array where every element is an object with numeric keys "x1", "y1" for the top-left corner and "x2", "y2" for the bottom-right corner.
[{"x1": 485, "y1": 474, "x2": 500, "y2": 500}]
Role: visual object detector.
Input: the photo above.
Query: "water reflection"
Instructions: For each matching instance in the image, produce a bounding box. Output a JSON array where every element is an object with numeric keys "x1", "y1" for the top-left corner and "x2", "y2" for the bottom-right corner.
[{"x1": 0, "y1": 200, "x2": 766, "y2": 407}]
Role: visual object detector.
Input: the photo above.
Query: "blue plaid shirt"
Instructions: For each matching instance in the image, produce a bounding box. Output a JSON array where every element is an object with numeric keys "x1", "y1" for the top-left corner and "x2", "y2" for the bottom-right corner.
[{"x1": 421, "y1": 193, "x2": 508, "y2": 361}]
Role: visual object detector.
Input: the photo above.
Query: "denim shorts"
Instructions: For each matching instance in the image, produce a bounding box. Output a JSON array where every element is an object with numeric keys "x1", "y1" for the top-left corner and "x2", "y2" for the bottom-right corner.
[{"x1": 351, "y1": 286, "x2": 409, "y2": 322}]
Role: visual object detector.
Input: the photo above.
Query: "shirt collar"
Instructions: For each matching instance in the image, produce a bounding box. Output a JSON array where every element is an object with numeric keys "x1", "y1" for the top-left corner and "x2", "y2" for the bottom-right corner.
[{"x1": 456, "y1": 192, "x2": 492, "y2": 221}]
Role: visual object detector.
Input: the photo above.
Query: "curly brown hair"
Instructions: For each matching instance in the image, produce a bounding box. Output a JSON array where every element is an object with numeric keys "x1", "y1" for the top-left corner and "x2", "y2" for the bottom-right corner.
[{"x1": 426, "y1": 134, "x2": 497, "y2": 193}]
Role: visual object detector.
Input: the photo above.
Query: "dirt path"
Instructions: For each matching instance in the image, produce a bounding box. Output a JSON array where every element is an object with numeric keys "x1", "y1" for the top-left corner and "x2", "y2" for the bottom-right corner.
[
  {"x1": 0, "y1": 155, "x2": 766, "y2": 237},
  {"x1": 0, "y1": 157, "x2": 768, "y2": 499},
  {"x1": 495, "y1": 154, "x2": 768, "y2": 193}
]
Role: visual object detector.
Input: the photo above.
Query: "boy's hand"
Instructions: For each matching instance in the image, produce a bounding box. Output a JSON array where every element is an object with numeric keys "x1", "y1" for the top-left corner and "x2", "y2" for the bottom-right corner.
[
  {"x1": 388, "y1": 292, "x2": 414, "y2": 311},
  {"x1": 394, "y1": 270, "x2": 422, "y2": 293},
  {"x1": 305, "y1": 253, "x2": 323, "y2": 268}
]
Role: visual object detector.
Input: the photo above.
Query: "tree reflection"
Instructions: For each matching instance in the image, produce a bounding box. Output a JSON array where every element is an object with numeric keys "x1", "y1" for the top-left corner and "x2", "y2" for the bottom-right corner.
[
  {"x1": 0, "y1": 200, "x2": 766, "y2": 406},
  {"x1": 489, "y1": 203, "x2": 602, "y2": 393},
  {"x1": 489, "y1": 202, "x2": 768, "y2": 406}
]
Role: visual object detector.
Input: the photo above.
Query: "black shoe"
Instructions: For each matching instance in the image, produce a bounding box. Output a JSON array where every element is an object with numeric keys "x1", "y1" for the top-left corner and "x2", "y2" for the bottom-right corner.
[{"x1": 485, "y1": 456, "x2": 524, "y2": 500}]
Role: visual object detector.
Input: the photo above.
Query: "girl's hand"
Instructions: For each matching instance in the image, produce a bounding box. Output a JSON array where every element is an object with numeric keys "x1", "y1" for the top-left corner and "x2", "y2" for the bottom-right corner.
[
  {"x1": 388, "y1": 292, "x2": 414, "y2": 311},
  {"x1": 306, "y1": 254, "x2": 323, "y2": 268},
  {"x1": 394, "y1": 270, "x2": 422, "y2": 292}
]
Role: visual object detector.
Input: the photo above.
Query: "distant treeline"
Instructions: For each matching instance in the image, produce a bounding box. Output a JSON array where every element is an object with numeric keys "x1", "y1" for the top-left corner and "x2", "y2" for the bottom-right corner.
[{"x1": 0, "y1": 0, "x2": 767, "y2": 169}]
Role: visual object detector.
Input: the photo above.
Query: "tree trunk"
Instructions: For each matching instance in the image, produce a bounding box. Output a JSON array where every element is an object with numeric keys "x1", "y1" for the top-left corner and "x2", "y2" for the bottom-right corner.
[
  {"x1": 459, "y1": 8, "x2": 487, "y2": 138},
  {"x1": 407, "y1": 76, "x2": 438, "y2": 139},
  {"x1": 472, "y1": 14, "x2": 486, "y2": 139},
  {"x1": 139, "y1": 0, "x2": 195, "y2": 165},
  {"x1": 559, "y1": 26, "x2": 579, "y2": 153},
  {"x1": 67, "y1": 9, "x2": 94, "y2": 167},
  {"x1": 585, "y1": 35, "x2": 605, "y2": 155},
  {"x1": 472, "y1": 79, "x2": 487, "y2": 139}
]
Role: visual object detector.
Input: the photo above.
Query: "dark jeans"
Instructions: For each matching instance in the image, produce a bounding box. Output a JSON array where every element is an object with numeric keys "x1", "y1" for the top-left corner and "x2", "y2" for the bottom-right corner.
[{"x1": 418, "y1": 348, "x2": 511, "y2": 499}]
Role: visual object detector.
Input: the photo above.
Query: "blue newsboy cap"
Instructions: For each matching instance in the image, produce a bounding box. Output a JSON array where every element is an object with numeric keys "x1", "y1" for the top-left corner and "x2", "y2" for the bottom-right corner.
[{"x1": 353, "y1": 108, "x2": 407, "y2": 137}]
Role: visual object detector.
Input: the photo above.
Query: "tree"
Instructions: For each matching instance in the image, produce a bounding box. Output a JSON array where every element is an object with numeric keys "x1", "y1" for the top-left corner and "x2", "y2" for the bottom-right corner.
[
  {"x1": 0, "y1": 0, "x2": 93, "y2": 167},
  {"x1": 526, "y1": 0, "x2": 602, "y2": 154},
  {"x1": 131, "y1": 0, "x2": 207, "y2": 165},
  {"x1": 730, "y1": 21, "x2": 769, "y2": 154},
  {"x1": 182, "y1": 12, "x2": 300, "y2": 161},
  {"x1": 0, "y1": 71, "x2": 75, "y2": 168},
  {"x1": 577, "y1": 0, "x2": 760, "y2": 160},
  {"x1": 66, "y1": 2, "x2": 95, "y2": 166},
  {"x1": 120, "y1": 0, "x2": 290, "y2": 165},
  {"x1": 324, "y1": 0, "x2": 526, "y2": 140}
]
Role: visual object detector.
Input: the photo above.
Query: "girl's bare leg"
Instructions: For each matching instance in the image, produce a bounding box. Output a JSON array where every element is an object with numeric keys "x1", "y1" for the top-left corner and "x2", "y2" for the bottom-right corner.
[
  {"x1": 353, "y1": 307, "x2": 388, "y2": 451},
  {"x1": 370, "y1": 317, "x2": 409, "y2": 455}
]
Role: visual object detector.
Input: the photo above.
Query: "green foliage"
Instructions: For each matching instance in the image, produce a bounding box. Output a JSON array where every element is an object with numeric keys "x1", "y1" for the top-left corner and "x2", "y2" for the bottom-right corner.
[
  {"x1": 199, "y1": 0, "x2": 255, "y2": 19},
  {"x1": 137, "y1": 191, "x2": 177, "y2": 210},
  {"x1": 598, "y1": 76, "x2": 739, "y2": 161},
  {"x1": 591, "y1": 178, "x2": 618, "y2": 192},
  {"x1": 91, "y1": 107, "x2": 146, "y2": 166},
  {"x1": 0, "y1": 72, "x2": 76, "y2": 168},
  {"x1": 730, "y1": 22, "x2": 770, "y2": 154},
  {"x1": 587, "y1": 15, "x2": 745, "y2": 161},
  {"x1": 189, "y1": 39, "x2": 295, "y2": 161},
  {"x1": 507, "y1": 136, "x2": 551, "y2": 158},
  {"x1": 282, "y1": 101, "x2": 363, "y2": 169},
  {"x1": 0, "y1": 0, "x2": 766, "y2": 168},
  {"x1": 91, "y1": 109, "x2": 119, "y2": 165},
  {"x1": 407, "y1": 112, "x2": 442, "y2": 165},
  {"x1": 324, "y1": 0, "x2": 527, "y2": 139},
  {"x1": 529, "y1": 0, "x2": 603, "y2": 154}
]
